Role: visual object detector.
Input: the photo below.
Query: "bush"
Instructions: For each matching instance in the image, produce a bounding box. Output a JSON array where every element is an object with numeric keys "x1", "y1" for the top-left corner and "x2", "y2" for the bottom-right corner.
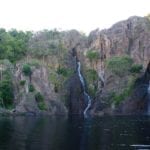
[
  {"x1": 112, "y1": 89, "x2": 130, "y2": 106},
  {"x1": 88, "y1": 84, "x2": 97, "y2": 97},
  {"x1": 28, "y1": 59, "x2": 41, "y2": 68},
  {"x1": 86, "y1": 50, "x2": 99, "y2": 62},
  {"x1": 85, "y1": 69, "x2": 98, "y2": 82},
  {"x1": 111, "y1": 76, "x2": 135, "y2": 105},
  {"x1": 37, "y1": 101, "x2": 47, "y2": 110},
  {"x1": 35, "y1": 92, "x2": 44, "y2": 102},
  {"x1": 19, "y1": 80, "x2": 26, "y2": 86},
  {"x1": 49, "y1": 72, "x2": 61, "y2": 93},
  {"x1": 106, "y1": 55, "x2": 133, "y2": 76},
  {"x1": 0, "y1": 79, "x2": 14, "y2": 108},
  {"x1": 35, "y1": 92, "x2": 47, "y2": 110},
  {"x1": 130, "y1": 64, "x2": 143, "y2": 73},
  {"x1": 56, "y1": 67, "x2": 68, "y2": 77},
  {"x1": 29, "y1": 84, "x2": 35, "y2": 92},
  {"x1": 22, "y1": 64, "x2": 32, "y2": 76},
  {"x1": 84, "y1": 69, "x2": 98, "y2": 97}
]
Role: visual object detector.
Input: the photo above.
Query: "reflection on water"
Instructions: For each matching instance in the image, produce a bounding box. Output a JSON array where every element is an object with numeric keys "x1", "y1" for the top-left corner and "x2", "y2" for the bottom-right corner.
[{"x1": 0, "y1": 116, "x2": 150, "y2": 150}]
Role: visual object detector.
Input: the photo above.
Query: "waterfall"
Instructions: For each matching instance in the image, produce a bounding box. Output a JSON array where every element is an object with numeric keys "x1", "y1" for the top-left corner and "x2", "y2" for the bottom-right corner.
[{"x1": 77, "y1": 61, "x2": 92, "y2": 118}]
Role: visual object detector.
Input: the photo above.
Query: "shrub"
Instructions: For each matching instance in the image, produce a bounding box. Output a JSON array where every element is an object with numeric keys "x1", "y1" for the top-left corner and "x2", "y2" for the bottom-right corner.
[
  {"x1": 106, "y1": 55, "x2": 133, "y2": 76},
  {"x1": 35, "y1": 92, "x2": 47, "y2": 110},
  {"x1": 84, "y1": 69, "x2": 98, "y2": 97},
  {"x1": 0, "y1": 92, "x2": 4, "y2": 107},
  {"x1": 22, "y1": 64, "x2": 32, "y2": 76},
  {"x1": 85, "y1": 69, "x2": 98, "y2": 82},
  {"x1": 35, "y1": 92, "x2": 44, "y2": 102},
  {"x1": 28, "y1": 59, "x2": 41, "y2": 68},
  {"x1": 19, "y1": 80, "x2": 26, "y2": 86},
  {"x1": 0, "y1": 79, "x2": 14, "y2": 108},
  {"x1": 56, "y1": 66, "x2": 68, "y2": 77},
  {"x1": 37, "y1": 101, "x2": 47, "y2": 110},
  {"x1": 49, "y1": 72, "x2": 61, "y2": 93},
  {"x1": 112, "y1": 89, "x2": 131, "y2": 106},
  {"x1": 130, "y1": 64, "x2": 143, "y2": 73},
  {"x1": 111, "y1": 76, "x2": 136, "y2": 105},
  {"x1": 86, "y1": 50, "x2": 99, "y2": 62},
  {"x1": 88, "y1": 84, "x2": 97, "y2": 97},
  {"x1": 29, "y1": 84, "x2": 35, "y2": 92}
]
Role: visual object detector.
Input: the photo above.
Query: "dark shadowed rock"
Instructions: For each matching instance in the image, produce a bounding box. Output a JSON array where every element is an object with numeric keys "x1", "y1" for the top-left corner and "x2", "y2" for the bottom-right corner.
[{"x1": 119, "y1": 61, "x2": 150, "y2": 114}]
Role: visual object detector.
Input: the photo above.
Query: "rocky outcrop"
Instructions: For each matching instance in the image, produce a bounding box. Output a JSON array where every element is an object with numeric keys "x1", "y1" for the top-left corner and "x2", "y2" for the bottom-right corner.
[
  {"x1": 88, "y1": 16, "x2": 150, "y2": 68},
  {"x1": 77, "y1": 16, "x2": 150, "y2": 115},
  {"x1": 1, "y1": 16, "x2": 150, "y2": 116},
  {"x1": 119, "y1": 62, "x2": 150, "y2": 114},
  {"x1": 13, "y1": 64, "x2": 68, "y2": 115}
]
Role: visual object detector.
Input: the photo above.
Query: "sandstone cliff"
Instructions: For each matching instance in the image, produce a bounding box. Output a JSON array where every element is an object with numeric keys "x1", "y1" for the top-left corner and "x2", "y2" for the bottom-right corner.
[
  {"x1": 75, "y1": 16, "x2": 150, "y2": 115},
  {"x1": 0, "y1": 16, "x2": 150, "y2": 116}
]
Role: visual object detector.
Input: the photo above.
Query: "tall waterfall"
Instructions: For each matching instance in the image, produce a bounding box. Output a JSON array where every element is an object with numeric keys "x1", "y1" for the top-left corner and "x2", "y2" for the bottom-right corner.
[{"x1": 77, "y1": 61, "x2": 92, "y2": 118}]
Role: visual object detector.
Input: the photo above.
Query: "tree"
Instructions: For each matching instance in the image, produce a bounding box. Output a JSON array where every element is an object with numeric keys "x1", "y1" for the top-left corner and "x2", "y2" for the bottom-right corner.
[
  {"x1": 22, "y1": 64, "x2": 32, "y2": 76},
  {"x1": 106, "y1": 55, "x2": 133, "y2": 76},
  {"x1": 0, "y1": 29, "x2": 32, "y2": 62},
  {"x1": 86, "y1": 50, "x2": 100, "y2": 68}
]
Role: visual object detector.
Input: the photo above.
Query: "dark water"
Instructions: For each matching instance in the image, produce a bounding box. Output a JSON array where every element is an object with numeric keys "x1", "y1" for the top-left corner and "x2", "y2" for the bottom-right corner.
[{"x1": 0, "y1": 116, "x2": 150, "y2": 150}]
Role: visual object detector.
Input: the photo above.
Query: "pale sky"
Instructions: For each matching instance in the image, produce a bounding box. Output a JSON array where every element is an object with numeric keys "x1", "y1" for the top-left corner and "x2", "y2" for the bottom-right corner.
[{"x1": 0, "y1": 0, "x2": 150, "y2": 34}]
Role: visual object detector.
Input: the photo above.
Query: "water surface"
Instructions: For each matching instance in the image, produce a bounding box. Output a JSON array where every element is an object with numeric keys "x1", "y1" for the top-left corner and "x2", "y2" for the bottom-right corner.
[{"x1": 0, "y1": 115, "x2": 150, "y2": 150}]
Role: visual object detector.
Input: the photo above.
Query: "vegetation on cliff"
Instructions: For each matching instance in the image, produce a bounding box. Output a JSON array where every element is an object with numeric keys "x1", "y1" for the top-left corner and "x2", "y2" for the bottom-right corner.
[
  {"x1": 106, "y1": 55, "x2": 133, "y2": 76},
  {"x1": 0, "y1": 16, "x2": 149, "y2": 114},
  {"x1": 0, "y1": 61, "x2": 14, "y2": 108}
]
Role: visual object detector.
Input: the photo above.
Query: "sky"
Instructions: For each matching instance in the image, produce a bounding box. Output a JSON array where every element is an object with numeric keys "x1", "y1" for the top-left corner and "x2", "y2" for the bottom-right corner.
[{"x1": 0, "y1": 0, "x2": 150, "y2": 34}]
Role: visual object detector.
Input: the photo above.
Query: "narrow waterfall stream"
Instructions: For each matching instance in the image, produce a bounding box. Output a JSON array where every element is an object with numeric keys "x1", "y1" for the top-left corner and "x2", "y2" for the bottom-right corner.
[{"x1": 77, "y1": 61, "x2": 92, "y2": 118}]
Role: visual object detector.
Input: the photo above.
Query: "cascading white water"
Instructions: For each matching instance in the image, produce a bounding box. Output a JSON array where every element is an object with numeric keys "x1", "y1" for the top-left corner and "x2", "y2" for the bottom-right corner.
[{"x1": 77, "y1": 61, "x2": 92, "y2": 118}]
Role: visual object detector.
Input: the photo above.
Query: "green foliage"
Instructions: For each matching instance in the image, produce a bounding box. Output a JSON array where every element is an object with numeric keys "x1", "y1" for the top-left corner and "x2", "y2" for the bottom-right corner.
[
  {"x1": 106, "y1": 55, "x2": 133, "y2": 76},
  {"x1": 88, "y1": 84, "x2": 97, "y2": 97},
  {"x1": 0, "y1": 61, "x2": 14, "y2": 108},
  {"x1": 29, "y1": 84, "x2": 35, "y2": 92},
  {"x1": 35, "y1": 92, "x2": 47, "y2": 110},
  {"x1": 86, "y1": 50, "x2": 99, "y2": 62},
  {"x1": 28, "y1": 29, "x2": 67, "y2": 59},
  {"x1": 19, "y1": 80, "x2": 26, "y2": 86},
  {"x1": 0, "y1": 79, "x2": 14, "y2": 108},
  {"x1": 57, "y1": 66, "x2": 68, "y2": 77},
  {"x1": 111, "y1": 76, "x2": 136, "y2": 105},
  {"x1": 0, "y1": 28, "x2": 32, "y2": 62},
  {"x1": 28, "y1": 59, "x2": 41, "y2": 68},
  {"x1": 49, "y1": 72, "x2": 61, "y2": 93},
  {"x1": 35, "y1": 92, "x2": 44, "y2": 102},
  {"x1": 56, "y1": 66, "x2": 73, "y2": 77},
  {"x1": 84, "y1": 69, "x2": 98, "y2": 97},
  {"x1": 130, "y1": 64, "x2": 143, "y2": 73},
  {"x1": 85, "y1": 69, "x2": 98, "y2": 82},
  {"x1": 38, "y1": 101, "x2": 47, "y2": 110},
  {"x1": 22, "y1": 64, "x2": 32, "y2": 76},
  {"x1": 49, "y1": 66, "x2": 73, "y2": 93},
  {"x1": 111, "y1": 88, "x2": 131, "y2": 106}
]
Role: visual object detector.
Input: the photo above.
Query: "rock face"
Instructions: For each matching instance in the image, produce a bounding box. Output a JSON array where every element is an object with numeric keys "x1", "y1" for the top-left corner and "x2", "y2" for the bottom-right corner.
[
  {"x1": 88, "y1": 16, "x2": 150, "y2": 67},
  {"x1": 76, "y1": 16, "x2": 150, "y2": 115},
  {"x1": 13, "y1": 64, "x2": 68, "y2": 115},
  {"x1": 1, "y1": 16, "x2": 150, "y2": 116},
  {"x1": 120, "y1": 62, "x2": 150, "y2": 114}
]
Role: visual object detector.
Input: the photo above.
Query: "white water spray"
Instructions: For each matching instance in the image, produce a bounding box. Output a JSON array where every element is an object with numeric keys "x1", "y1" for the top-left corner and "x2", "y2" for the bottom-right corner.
[{"x1": 77, "y1": 61, "x2": 92, "y2": 118}]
